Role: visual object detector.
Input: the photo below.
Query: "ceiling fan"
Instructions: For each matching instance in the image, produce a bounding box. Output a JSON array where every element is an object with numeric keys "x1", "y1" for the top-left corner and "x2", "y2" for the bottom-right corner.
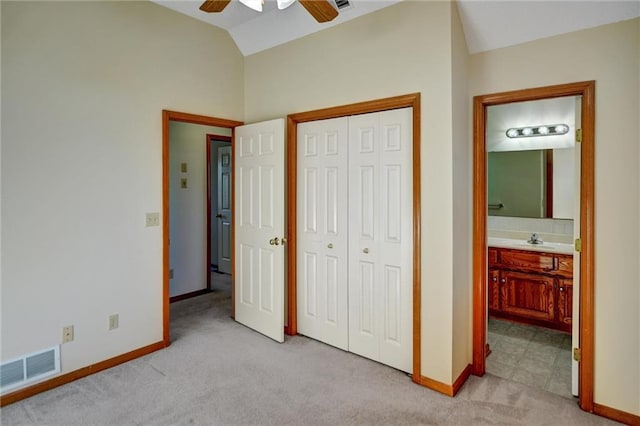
[{"x1": 199, "y1": 0, "x2": 339, "y2": 23}]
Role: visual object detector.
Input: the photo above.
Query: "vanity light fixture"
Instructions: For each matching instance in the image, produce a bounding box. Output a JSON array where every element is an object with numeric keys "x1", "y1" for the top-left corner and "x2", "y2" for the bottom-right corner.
[{"x1": 506, "y1": 124, "x2": 570, "y2": 139}]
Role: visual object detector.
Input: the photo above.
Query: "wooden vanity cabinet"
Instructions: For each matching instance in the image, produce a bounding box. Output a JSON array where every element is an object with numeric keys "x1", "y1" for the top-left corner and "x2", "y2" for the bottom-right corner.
[{"x1": 488, "y1": 247, "x2": 573, "y2": 333}]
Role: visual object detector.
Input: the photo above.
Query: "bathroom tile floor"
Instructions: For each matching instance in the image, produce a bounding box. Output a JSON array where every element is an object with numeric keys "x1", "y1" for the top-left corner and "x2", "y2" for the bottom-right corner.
[{"x1": 487, "y1": 317, "x2": 574, "y2": 399}]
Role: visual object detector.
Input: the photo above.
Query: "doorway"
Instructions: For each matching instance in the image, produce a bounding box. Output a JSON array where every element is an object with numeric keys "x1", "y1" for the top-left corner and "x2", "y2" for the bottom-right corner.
[
  {"x1": 207, "y1": 135, "x2": 232, "y2": 276},
  {"x1": 471, "y1": 81, "x2": 595, "y2": 411},
  {"x1": 162, "y1": 110, "x2": 243, "y2": 345}
]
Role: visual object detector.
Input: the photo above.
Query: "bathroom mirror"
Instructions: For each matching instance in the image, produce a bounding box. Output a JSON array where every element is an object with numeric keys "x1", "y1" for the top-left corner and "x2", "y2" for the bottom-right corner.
[{"x1": 486, "y1": 96, "x2": 579, "y2": 219}]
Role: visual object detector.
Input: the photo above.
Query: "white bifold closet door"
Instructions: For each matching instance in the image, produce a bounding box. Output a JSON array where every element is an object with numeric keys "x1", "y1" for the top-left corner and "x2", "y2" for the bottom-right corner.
[
  {"x1": 297, "y1": 108, "x2": 413, "y2": 373},
  {"x1": 297, "y1": 117, "x2": 349, "y2": 350}
]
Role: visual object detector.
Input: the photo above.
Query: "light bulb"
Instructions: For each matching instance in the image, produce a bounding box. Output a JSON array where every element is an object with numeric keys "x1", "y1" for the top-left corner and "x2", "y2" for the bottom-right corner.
[
  {"x1": 239, "y1": 0, "x2": 263, "y2": 12},
  {"x1": 506, "y1": 128, "x2": 519, "y2": 138},
  {"x1": 554, "y1": 124, "x2": 569, "y2": 134},
  {"x1": 277, "y1": 0, "x2": 296, "y2": 9},
  {"x1": 522, "y1": 127, "x2": 533, "y2": 136},
  {"x1": 538, "y1": 126, "x2": 549, "y2": 135}
]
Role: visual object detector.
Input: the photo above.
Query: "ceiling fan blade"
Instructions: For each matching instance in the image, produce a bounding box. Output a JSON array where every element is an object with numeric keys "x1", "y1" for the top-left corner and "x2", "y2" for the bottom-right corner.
[
  {"x1": 199, "y1": 0, "x2": 231, "y2": 13},
  {"x1": 299, "y1": 0, "x2": 339, "y2": 23}
]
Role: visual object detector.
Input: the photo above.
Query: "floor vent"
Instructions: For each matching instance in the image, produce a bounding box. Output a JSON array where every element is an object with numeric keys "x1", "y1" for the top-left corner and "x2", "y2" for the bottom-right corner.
[
  {"x1": 1, "y1": 346, "x2": 60, "y2": 393},
  {"x1": 334, "y1": 0, "x2": 353, "y2": 10}
]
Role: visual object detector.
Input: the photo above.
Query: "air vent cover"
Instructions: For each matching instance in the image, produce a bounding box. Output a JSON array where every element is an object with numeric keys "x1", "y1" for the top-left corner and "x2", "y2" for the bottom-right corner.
[
  {"x1": 334, "y1": 0, "x2": 352, "y2": 10},
  {"x1": 1, "y1": 346, "x2": 60, "y2": 392}
]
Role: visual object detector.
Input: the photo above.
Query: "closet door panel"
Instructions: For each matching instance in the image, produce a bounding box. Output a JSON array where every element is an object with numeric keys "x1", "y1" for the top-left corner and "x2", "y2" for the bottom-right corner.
[
  {"x1": 378, "y1": 108, "x2": 413, "y2": 373},
  {"x1": 348, "y1": 109, "x2": 413, "y2": 373},
  {"x1": 297, "y1": 117, "x2": 349, "y2": 350},
  {"x1": 348, "y1": 112, "x2": 381, "y2": 361}
]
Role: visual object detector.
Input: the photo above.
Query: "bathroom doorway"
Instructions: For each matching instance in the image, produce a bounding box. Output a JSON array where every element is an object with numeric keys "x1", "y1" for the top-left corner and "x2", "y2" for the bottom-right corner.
[{"x1": 472, "y1": 81, "x2": 595, "y2": 411}]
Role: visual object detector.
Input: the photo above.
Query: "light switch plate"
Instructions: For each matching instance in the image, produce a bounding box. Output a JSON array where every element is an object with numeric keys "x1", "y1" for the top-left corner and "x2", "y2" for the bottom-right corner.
[
  {"x1": 146, "y1": 212, "x2": 160, "y2": 227},
  {"x1": 180, "y1": 178, "x2": 188, "y2": 189},
  {"x1": 181, "y1": 162, "x2": 188, "y2": 173},
  {"x1": 108, "y1": 314, "x2": 119, "y2": 330}
]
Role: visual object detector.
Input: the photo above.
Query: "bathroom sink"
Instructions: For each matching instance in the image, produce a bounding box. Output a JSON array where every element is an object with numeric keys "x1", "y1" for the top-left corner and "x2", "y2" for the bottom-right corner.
[
  {"x1": 514, "y1": 242, "x2": 558, "y2": 250},
  {"x1": 488, "y1": 237, "x2": 573, "y2": 254}
]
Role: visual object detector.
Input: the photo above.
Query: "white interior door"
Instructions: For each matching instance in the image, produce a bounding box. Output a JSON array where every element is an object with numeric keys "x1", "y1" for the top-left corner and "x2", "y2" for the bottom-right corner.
[
  {"x1": 296, "y1": 117, "x2": 349, "y2": 350},
  {"x1": 234, "y1": 119, "x2": 285, "y2": 343},
  {"x1": 348, "y1": 108, "x2": 413, "y2": 373},
  {"x1": 572, "y1": 96, "x2": 582, "y2": 396},
  {"x1": 217, "y1": 145, "x2": 232, "y2": 274}
]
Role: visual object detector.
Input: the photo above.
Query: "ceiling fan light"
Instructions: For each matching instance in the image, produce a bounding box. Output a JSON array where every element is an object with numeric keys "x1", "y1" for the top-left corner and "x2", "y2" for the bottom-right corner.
[
  {"x1": 277, "y1": 0, "x2": 296, "y2": 10},
  {"x1": 240, "y1": 0, "x2": 263, "y2": 12}
]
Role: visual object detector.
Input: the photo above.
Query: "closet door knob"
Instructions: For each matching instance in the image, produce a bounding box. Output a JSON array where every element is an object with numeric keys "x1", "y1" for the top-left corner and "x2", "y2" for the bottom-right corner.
[
  {"x1": 363, "y1": 248, "x2": 369, "y2": 254},
  {"x1": 327, "y1": 243, "x2": 334, "y2": 249}
]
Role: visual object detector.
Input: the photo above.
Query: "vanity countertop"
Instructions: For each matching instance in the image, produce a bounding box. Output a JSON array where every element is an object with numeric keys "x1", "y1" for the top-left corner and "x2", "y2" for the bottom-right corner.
[{"x1": 488, "y1": 237, "x2": 573, "y2": 255}]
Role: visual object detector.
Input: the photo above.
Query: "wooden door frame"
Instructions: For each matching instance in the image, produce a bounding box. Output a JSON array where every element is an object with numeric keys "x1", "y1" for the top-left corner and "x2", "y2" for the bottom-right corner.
[
  {"x1": 206, "y1": 134, "x2": 233, "y2": 287},
  {"x1": 285, "y1": 93, "x2": 422, "y2": 381},
  {"x1": 162, "y1": 110, "x2": 243, "y2": 346},
  {"x1": 471, "y1": 81, "x2": 595, "y2": 411}
]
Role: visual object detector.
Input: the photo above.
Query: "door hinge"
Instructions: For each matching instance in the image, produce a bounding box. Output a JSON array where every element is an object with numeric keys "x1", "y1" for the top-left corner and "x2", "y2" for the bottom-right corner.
[
  {"x1": 575, "y1": 128, "x2": 583, "y2": 143},
  {"x1": 575, "y1": 238, "x2": 582, "y2": 252},
  {"x1": 573, "y1": 347, "x2": 582, "y2": 362}
]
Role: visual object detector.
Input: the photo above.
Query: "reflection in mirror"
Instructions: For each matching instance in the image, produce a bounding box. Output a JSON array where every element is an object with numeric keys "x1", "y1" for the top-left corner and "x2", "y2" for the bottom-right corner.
[{"x1": 486, "y1": 96, "x2": 579, "y2": 219}]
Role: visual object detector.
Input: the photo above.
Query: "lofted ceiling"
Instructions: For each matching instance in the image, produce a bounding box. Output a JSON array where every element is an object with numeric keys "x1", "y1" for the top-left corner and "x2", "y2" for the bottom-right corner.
[{"x1": 151, "y1": 0, "x2": 640, "y2": 56}]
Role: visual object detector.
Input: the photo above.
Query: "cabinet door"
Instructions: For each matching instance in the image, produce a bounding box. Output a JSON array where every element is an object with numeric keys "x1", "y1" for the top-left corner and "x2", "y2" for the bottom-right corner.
[
  {"x1": 488, "y1": 269, "x2": 500, "y2": 311},
  {"x1": 500, "y1": 271, "x2": 555, "y2": 322},
  {"x1": 557, "y1": 278, "x2": 573, "y2": 327}
]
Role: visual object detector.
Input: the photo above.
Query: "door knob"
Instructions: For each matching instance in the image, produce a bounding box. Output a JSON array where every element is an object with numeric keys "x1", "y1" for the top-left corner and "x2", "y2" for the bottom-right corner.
[
  {"x1": 363, "y1": 248, "x2": 369, "y2": 254},
  {"x1": 269, "y1": 237, "x2": 280, "y2": 246},
  {"x1": 281, "y1": 237, "x2": 287, "y2": 245},
  {"x1": 216, "y1": 214, "x2": 223, "y2": 218},
  {"x1": 327, "y1": 243, "x2": 334, "y2": 249}
]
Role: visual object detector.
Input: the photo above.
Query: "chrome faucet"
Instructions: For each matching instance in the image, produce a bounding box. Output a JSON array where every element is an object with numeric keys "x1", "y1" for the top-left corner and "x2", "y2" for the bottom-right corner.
[{"x1": 527, "y1": 233, "x2": 543, "y2": 245}]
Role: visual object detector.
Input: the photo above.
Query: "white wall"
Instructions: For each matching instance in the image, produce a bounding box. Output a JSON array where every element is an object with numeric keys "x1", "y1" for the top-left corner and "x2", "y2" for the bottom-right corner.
[
  {"x1": 1, "y1": 0, "x2": 243, "y2": 379},
  {"x1": 470, "y1": 17, "x2": 640, "y2": 416},
  {"x1": 553, "y1": 147, "x2": 575, "y2": 219},
  {"x1": 244, "y1": 1, "x2": 465, "y2": 384},
  {"x1": 169, "y1": 122, "x2": 231, "y2": 297},
  {"x1": 451, "y1": 2, "x2": 472, "y2": 381}
]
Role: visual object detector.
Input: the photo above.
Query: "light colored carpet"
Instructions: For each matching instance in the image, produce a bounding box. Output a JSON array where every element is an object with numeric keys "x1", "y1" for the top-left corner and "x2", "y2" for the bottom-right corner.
[{"x1": 1, "y1": 277, "x2": 618, "y2": 425}]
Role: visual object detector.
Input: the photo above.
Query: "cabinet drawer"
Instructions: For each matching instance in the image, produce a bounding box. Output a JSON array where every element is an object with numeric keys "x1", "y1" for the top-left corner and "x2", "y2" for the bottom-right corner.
[
  {"x1": 556, "y1": 255, "x2": 573, "y2": 276},
  {"x1": 500, "y1": 250, "x2": 555, "y2": 272}
]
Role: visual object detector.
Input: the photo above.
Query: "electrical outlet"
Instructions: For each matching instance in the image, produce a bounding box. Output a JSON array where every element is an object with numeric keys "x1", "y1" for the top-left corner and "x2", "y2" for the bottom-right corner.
[
  {"x1": 146, "y1": 212, "x2": 160, "y2": 227},
  {"x1": 62, "y1": 325, "x2": 74, "y2": 343},
  {"x1": 109, "y1": 314, "x2": 119, "y2": 331},
  {"x1": 180, "y1": 178, "x2": 188, "y2": 189},
  {"x1": 181, "y1": 162, "x2": 188, "y2": 173}
]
